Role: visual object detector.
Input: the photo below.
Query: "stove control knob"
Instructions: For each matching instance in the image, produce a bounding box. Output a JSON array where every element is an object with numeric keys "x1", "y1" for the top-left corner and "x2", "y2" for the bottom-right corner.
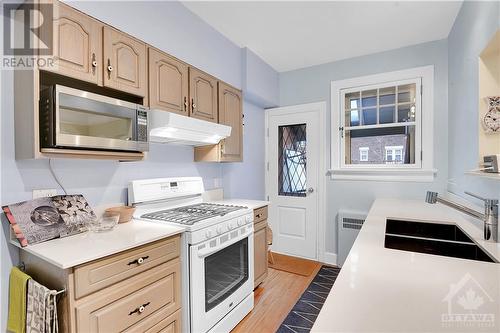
[
  {"x1": 216, "y1": 225, "x2": 224, "y2": 234},
  {"x1": 205, "y1": 230, "x2": 213, "y2": 238},
  {"x1": 237, "y1": 218, "x2": 244, "y2": 226},
  {"x1": 245, "y1": 215, "x2": 252, "y2": 224},
  {"x1": 228, "y1": 221, "x2": 235, "y2": 230}
]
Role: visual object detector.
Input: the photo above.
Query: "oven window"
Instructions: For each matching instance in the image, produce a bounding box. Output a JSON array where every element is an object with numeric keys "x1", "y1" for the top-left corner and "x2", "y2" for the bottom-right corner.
[
  {"x1": 204, "y1": 238, "x2": 248, "y2": 312},
  {"x1": 59, "y1": 93, "x2": 134, "y2": 141}
]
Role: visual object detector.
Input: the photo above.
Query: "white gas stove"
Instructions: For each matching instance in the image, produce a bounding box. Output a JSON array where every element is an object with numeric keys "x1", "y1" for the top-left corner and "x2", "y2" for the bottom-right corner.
[{"x1": 128, "y1": 177, "x2": 254, "y2": 333}]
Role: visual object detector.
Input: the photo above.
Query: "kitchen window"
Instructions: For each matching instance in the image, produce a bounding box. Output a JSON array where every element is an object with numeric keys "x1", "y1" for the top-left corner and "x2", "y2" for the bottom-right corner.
[{"x1": 330, "y1": 66, "x2": 436, "y2": 181}]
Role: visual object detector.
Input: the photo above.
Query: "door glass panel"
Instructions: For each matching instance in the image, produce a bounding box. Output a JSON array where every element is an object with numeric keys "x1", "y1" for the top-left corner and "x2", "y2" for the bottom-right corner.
[
  {"x1": 58, "y1": 93, "x2": 134, "y2": 140},
  {"x1": 204, "y1": 238, "x2": 248, "y2": 312},
  {"x1": 278, "y1": 124, "x2": 307, "y2": 197}
]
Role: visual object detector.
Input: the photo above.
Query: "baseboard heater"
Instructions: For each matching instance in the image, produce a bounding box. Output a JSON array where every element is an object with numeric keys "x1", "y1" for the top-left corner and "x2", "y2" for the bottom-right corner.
[{"x1": 337, "y1": 211, "x2": 367, "y2": 266}]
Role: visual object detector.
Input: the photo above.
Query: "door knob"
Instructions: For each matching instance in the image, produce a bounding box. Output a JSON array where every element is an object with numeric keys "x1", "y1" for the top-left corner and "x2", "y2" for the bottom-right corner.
[{"x1": 307, "y1": 187, "x2": 314, "y2": 194}]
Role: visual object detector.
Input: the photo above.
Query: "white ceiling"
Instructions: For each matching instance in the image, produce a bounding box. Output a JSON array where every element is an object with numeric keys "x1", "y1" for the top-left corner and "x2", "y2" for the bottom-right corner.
[{"x1": 182, "y1": 1, "x2": 463, "y2": 72}]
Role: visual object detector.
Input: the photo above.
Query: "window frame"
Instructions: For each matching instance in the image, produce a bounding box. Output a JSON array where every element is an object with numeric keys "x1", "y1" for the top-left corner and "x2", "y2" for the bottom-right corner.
[
  {"x1": 340, "y1": 78, "x2": 421, "y2": 170},
  {"x1": 330, "y1": 66, "x2": 436, "y2": 182}
]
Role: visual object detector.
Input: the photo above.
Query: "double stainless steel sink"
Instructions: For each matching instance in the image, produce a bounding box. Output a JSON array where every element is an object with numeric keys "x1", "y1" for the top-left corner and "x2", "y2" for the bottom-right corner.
[{"x1": 384, "y1": 219, "x2": 497, "y2": 263}]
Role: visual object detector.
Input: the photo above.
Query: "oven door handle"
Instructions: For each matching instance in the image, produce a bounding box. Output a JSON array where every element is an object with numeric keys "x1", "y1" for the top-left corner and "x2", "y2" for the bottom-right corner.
[{"x1": 196, "y1": 227, "x2": 253, "y2": 258}]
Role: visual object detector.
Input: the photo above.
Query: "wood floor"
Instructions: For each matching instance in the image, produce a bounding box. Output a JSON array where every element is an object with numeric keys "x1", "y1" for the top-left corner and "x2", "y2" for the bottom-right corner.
[{"x1": 232, "y1": 256, "x2": 323, "y2": 333}]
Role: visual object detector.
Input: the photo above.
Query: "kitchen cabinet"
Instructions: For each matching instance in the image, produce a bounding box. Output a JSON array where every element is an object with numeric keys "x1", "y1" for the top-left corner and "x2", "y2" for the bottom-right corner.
[
  {"x1": 43, "y1": 1, "x2": 102, "y2": 84},
  {"x1": 19, "y1": 235, "x2": 182, "y2": 333},
  {"x1": 189, "y1": 67, "x2": 218, "y2": 123},
  {"x1": 148, "y1": 48, "x2": 189, "y2": 116},
  {"x1": 194, "y1": 81, "x2": 244, "y2": 162},
  {"x1": 103, "y1": 26, "x2": 147, "y2": 97},
  {"x1": 218, "y1": 82, "x2": 243, "y2": 162},
  {"x1": 253, "y1": 206, "x2": 269, "y2": 288}
]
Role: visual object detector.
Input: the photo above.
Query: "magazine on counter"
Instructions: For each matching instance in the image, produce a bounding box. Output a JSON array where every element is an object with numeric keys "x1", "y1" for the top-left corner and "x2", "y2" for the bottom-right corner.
[{"x1": 2, "y1": 195, "x2": 97, "y2": 247}]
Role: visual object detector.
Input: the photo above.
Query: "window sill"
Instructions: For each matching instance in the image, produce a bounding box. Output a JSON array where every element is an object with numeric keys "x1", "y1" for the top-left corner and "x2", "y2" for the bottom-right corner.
[{"x1": 328, "y1": 168, "x2": 437, "y2": 182}]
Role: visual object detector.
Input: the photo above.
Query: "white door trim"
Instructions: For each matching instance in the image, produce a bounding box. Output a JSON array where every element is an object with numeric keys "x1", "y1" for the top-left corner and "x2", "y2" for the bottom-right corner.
[{"x1": 265, "y1": 101, "x2": 327, "y2": 262}]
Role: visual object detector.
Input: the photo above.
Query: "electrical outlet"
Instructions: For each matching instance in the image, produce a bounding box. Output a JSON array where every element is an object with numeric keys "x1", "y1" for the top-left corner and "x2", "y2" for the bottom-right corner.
[{"x1": 32, "y1": 189, "x2": 58, "y2": 199}]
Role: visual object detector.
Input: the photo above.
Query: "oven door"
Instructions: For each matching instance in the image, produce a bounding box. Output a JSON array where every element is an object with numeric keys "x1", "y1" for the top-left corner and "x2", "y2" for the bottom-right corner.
[
  {"x1": 53, "y1": 85, "x2": 148, "y2": 152},
  {"x1": 190, "y1": 224, "x2": 254, "y2": 333}
]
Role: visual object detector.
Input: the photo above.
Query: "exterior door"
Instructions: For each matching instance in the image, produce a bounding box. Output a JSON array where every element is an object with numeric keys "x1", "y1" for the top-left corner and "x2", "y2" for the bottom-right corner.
[
  {"x1": 266, "y1": 103, "x2": 321, "y2": 260},
  {"x1": 46, "y1": 2, "x2": 102, "y2": 84},
  {"x1": 103, "y1": 26, "x2": 147, "y2": 97},
  {"x1": 148, "y1": 48, "x2": 189, "y2": 116},
  {"x1": 189, "y1": 68, "x2": 218, "y2": 123},
  {"x1": 218, "y1": 82, "x2": 243, "y2": 162}
]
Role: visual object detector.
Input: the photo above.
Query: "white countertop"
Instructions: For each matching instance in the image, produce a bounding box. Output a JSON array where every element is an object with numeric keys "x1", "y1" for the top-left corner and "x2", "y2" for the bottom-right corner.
[
  {"x1": 313, "y1": 198, "x2": 500, "y2": 332},
  {"x1": 12, "y1": 219, "x2": 184, "y2": 269},
  {"x1": 214, "y1": 199, "x2": 269, "y2": 210}
]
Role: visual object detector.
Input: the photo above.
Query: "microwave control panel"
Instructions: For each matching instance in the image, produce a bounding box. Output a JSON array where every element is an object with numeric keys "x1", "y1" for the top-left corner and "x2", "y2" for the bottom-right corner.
[{"x1": 137, "y1": 108, "x2": 148, "y2": 142}]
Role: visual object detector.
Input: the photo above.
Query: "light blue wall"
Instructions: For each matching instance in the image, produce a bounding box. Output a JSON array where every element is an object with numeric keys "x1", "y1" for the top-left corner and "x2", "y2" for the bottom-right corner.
[
  {"x1": 279, "y1": 40, "x2": 450, "y2": 255},
  {"x1": 223, "y1": 101, "x2": 266, "y2": 199},
  {"x1": 0, "y1": 1, "x2": 271, "y2": 329},
  {"x1": 447, "y1": 0, "x2": 500, "y2": 201},
  {"x1": 242, "y1": 48, "x2": 280, "y2": 108}
]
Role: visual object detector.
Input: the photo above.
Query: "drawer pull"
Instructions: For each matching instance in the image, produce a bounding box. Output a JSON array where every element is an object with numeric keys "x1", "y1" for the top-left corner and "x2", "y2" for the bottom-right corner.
[
  {"x1": 128, "y1": 255, "x2": 149, "y2": 266},
  {"x1": 256, "y1": 213, "x2": 262, "y2": 218},
  {"x1": 129, "y1": 302, "x2": 150, "y2": 315}
]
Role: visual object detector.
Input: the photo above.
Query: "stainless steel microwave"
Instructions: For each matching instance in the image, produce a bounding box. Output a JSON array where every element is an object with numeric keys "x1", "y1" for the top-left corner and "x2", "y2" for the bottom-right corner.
[{"x1": 39, "y1": 85, "x2": 149, "y2": 152}]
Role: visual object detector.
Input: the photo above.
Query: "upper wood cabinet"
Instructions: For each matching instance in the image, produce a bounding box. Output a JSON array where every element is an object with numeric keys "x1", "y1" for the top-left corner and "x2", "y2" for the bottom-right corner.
[
  {"x1": 218, "y1": 82, "x2": 243, "y2": 162},
  {"x1": 103, "y1": 26, "x2": 147, "y2": 97},
  {"x1": 194, "y1": 82, "x2": 243, "y2": 162},
  {"x1": 189, "y1": 68, "x2": 218, "y2": 123},
  {"x1": 45, "y1": 2, "x2": 102, "y2": 84},
  {"x1": 148, "y1": 48, "x2": 189, "y2": 116}
]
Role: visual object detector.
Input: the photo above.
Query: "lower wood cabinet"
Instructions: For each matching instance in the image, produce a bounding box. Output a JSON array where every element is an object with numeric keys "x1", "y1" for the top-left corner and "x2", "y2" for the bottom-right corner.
[
  {"x1": 20, "y1": 235, "x2": 182, "y2": 333},
  {"x1": 254, "y1": 206, "x2": 269, "y2": 288}
]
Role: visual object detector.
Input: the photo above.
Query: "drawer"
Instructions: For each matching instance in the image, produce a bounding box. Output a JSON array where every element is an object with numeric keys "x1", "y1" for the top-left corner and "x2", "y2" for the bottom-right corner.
[
  {"x1": 254, "y1": 206, "x2": 268, "y2": 223},
  {"x1": 74, "y1": 235, "x2": 180, "y2": 299},
  {"x1": 76, "y1": 259, "x2": 181, "y2": 333},
  {"x1": 123, "y1": 308, "x2": 181, "y2": 333}
]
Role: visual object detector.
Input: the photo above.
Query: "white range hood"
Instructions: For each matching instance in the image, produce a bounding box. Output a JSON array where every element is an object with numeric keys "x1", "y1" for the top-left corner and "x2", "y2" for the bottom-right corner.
[{"x1": 149, "y1": 110, "x2": 231, "y2": 146}]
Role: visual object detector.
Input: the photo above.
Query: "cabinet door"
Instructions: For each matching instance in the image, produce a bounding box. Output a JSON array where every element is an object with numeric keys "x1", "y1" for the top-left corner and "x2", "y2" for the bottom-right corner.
[
  {"x1": 148, "y1": 48, "x2": 189, "y2": 115},
  {"x1": 103, "y1": 26, "x2": 147, "y2": 97},
  {"x1": 254, "y1": 220, "x2": 268, "y2": 288},
  {"x1": 189, "y1": 68, "x2": 218, "y2": 123},
  {"x1": 46, "y1": 2, "x2": 102, "y2": 84},
  {"x1": 218, "y1": 82, "x2": 243, "y2": 162}
]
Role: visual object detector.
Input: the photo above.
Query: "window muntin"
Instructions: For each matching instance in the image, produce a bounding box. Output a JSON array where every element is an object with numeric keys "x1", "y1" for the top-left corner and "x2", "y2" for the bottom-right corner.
[{"x1": 341, "y1": 79, "x2": 420, "y2": 167}]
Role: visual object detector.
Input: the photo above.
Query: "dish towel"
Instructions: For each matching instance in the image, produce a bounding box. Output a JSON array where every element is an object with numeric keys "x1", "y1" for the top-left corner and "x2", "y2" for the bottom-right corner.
[
  {"x1": 7, "y1": 267, "x2": 31, "y2": 333},
  {"x1": 26, "y1": 279, "x2": 58, "y2": 333}
]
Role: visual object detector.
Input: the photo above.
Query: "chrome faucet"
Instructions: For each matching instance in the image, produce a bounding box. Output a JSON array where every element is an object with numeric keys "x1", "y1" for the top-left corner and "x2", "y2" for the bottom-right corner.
[{"x1": 425, "y1": 191, "x2": 499, "y2": 242}]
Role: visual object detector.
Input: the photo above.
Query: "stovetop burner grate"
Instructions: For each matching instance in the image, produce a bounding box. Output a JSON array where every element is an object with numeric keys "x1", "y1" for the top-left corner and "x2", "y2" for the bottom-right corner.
[{"x1": 140, "y1": 203, "x2": 247, "y2": 225}]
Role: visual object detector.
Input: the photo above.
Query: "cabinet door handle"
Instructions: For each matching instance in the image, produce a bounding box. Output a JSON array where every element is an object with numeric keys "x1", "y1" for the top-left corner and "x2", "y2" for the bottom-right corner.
[
  {"x1": 127, "y1": 255, "x2": 149, "y2": 266},
  {"x1": 184, "y1": 96, "x2": 188, "y2": 111},
  {"x1": 129, "y1": 302, "x2": 150, "y2": 315},
  {"x1": 91, "y1": 53, "x2": 97, "y2": 74},
  {"x1": 191, "y1": 98, "x2": 196, "y2": 111},
  {"x1": 107, "y1": 59, "x2": 113, "y2": 79}
]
